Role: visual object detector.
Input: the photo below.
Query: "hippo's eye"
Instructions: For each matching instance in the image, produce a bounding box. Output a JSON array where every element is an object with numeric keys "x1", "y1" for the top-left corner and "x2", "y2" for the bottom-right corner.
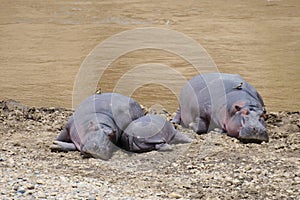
[{"x1": 249, "y1": 107, "x2": 254, "y2": 111}]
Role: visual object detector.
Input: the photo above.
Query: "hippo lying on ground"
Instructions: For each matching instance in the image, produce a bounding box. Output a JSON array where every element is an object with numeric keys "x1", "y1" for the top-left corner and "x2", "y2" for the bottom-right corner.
[
  {"x1": 120, "y1": 114, "x2": 193, "y2": 153},
  {"x1": 172, "y1": 73, "x2": 268, "y2": 143},
  {"x1": 50, "y1": 93, "x2": 144, "y2": 160}
]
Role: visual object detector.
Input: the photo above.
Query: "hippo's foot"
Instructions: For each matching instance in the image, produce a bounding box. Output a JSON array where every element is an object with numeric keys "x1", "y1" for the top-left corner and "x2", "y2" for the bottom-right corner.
[
  {"x1": 171, "y1": 118, "x2": 180, "y2": 124},
  {"x1": 50, "y1": 141, "x2": 77, "y2": 152},
  {"x1": 189, "y1": 117, "x2": 208, "y2": 134},
  {"x1": 156, "y1": 143, "x2": 173, "y2": 151},
  {"x1": 213, "y1": 128, "x2": 225, "y2": 134},
  {"x1": 171, "y1": 108, "x2": 181, "y2": 124},
  {"x1": 170, "y1": 131, "x2": 193, "y2": 144}
]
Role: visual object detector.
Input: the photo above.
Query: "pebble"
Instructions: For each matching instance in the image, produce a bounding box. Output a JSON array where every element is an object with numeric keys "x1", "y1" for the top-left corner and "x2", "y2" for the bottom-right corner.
[
  {"x1": 26, "y1": 183, "x2": 35, "y2": 190},
  {"x1": 0, "y1": 156, "x2": 6, "y2": 161},
  {"x1": 88, "y1": 195, "x2": 97, "y2": 200},
  {"x1": 17, "y1": 187, "x2": 26, "y2": 194},
  {"x1": 36, "y1": 180, "x2": 45, "y2": 185},
  {"x1": 169, "y1": 192, "x2": 182, "y2": 199}
]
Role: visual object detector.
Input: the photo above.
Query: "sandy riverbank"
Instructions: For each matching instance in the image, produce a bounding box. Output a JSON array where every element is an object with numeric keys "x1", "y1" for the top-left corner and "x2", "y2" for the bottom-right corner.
[{"x1": 0, "y1": 99, "x2": 299, "y2": 199}]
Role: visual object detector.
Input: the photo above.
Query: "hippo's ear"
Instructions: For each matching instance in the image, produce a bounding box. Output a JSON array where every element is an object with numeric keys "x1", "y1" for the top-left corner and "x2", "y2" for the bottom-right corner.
[
  {"x1": 234, "y1": 105, "x2": 242, "y2": 112},
  {"x1": 263, "y1": 107, "x2": 267, "y2": 114}
]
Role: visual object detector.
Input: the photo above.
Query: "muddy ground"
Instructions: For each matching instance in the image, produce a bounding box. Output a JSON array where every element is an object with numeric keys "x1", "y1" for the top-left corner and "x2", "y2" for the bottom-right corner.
[{"x1": 0, "y1": 99, "x2": 299, "y2": 199}]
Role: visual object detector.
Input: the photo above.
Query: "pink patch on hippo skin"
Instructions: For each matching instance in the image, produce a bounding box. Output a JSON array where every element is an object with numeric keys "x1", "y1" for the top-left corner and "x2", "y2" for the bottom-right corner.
[
  {"x1": 241, "y1": 109, "x2": 249, "y2": 116},
  {"x1": 226, "y1": 126, "x2": 241, "y2": 138},
  {"x1": 226, "y1": 104, "x2": 246, "y2": 138},
  {"x1": 260, "y1": 111, "x2": 266, "y2": 120},
  {"x1": 108, "y1": 130, "x2": 117, "y2": 143}
]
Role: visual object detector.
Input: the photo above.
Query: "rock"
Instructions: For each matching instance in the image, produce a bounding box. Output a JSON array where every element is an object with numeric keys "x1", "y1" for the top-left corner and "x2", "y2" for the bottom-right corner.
[
  {"x1": 13, "y1": 185, "x2": 19, "y2": 191},
  {"x1": 88, "y1": 195, "x2": 97, "y2": 200},
  {"x1": 25, "y1": 190, "x2": 34, "y2": 195},
  {"x1": 0, "y1": 156, "x2": 6, "y2": 162},
  {"x1": 26, "y1": 183, "x2": 35, "y2": 190},
  {"x1": 169, "y1": 192, "x2": 182, "y2": 199},
  {"x1": 17, "y1": 187, "x2": 26, "y2": 194},
  {"x1": 36, "y1": 180, "x2": 45, "y2": 185}
]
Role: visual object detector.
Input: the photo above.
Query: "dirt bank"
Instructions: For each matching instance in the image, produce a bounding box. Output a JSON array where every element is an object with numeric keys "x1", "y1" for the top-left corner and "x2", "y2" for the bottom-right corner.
[{"x1": 0, "y1": 99, "x2": 299, "y2": 199}]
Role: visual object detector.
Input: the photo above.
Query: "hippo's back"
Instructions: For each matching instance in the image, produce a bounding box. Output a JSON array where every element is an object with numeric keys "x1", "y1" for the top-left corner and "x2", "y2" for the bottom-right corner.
[{"x1": 74, "y1": 93, "x2": 144, "y2": 131}]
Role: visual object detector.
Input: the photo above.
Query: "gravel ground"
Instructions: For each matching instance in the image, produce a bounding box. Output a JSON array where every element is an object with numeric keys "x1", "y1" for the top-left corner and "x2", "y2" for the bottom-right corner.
[{"x1": 0, "y1": 99, "x2": 299, "y2": 199}]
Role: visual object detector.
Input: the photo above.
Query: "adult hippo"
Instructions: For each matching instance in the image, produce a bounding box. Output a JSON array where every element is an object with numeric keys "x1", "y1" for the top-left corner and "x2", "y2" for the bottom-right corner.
[
  {"x1": 50, "y1": 93, "x2": 144, "y2": 160},
  {"x1": 120, "y1": 114, "x2": 193, "y2": 153},
  {"x1": 172, "y1": 73, "x2": 268, "y2": 143}
]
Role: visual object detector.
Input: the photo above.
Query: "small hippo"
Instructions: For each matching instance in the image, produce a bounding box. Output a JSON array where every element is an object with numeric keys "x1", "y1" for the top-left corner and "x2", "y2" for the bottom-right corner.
[
  {"x1": 120, "y1": 114, "x2": 193, "y2": 152},
  {"x1": 50, "y1": 93, "x2": 144, "y2": 160},
  {"x1": 172, "y1": 73, "x2": 268, "y2": 143}
]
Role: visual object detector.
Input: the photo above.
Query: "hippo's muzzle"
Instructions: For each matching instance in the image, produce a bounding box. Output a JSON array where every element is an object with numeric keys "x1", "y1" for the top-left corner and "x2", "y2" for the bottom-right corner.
[
  {"x1": 238, "y1": 122, "x2": 269, "y2": 144},
  {"x1": 81, "y1": 144, "x2": 113, "y2": 160},
  {"x1": 81, "y1": 128, "x2": 115, "y2": 160},
  {"x1": 227, "y1": 107, "x2": 269, "y2": 144}
]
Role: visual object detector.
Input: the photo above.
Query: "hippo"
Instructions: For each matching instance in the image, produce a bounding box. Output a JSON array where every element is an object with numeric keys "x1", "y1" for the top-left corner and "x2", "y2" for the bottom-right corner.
[
  {"x1": 50, "y1": 93, "x2": 144, "y2": 160},
  {"x1": 172, "y1": 73, "x2": 268, "y2": 143},
  {"x1": 120, "y1": 114, "x2": 193, "y2": 153}
]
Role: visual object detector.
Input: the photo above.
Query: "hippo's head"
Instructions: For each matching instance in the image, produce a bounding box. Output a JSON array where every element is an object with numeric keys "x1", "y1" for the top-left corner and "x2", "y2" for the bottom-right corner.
[
  {"x1": 81, "y1": 122, "x2": 117, "y2": 160},
  {"x1": 226, "y1": 105, "x2": 268, "y2": 143}
]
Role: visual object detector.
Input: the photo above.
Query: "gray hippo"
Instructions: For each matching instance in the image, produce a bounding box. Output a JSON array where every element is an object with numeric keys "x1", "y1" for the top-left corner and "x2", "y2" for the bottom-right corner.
[
  {"x1": 50, "y1": 93, "x2": 144, "y2": 160},
  {"x1": 172, "y1": 73, "x2": 268, "y2": 143},
  {"x1": 120, "y1": 114, "x2": 193, "y2": 152}
]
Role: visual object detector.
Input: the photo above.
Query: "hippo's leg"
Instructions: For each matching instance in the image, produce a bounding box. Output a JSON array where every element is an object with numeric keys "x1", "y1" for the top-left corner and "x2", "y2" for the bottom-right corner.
[
  {"x1": 51, "y1": 123, "x2": 75, "y2": 152},
  {"x1": 50, "y1": 141, "x2": 77, "y2": 152},
  {"x1": 170, "y1": 131, "x2": 193, "y2": 144},
  {"x1": 56, "y1": 117, "x2": 73, "y2": 142},
  {"x1": 189, "y1": 117, "x2": 208, "y2": 134},
  {"x1": 155, "y1": 143, "x2": 173, "y2": 151},
  {"x1": 171, "y1": 108, "x2": 181, "y2": 124},
  {"x1": 56, "y1": 126, "x2": 71, "y2": 142}
]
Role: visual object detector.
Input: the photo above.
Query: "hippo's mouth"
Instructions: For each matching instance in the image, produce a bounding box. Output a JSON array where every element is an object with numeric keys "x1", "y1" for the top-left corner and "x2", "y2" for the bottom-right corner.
[{"x1": 81, "y1": 144, "x2": 113, "y2": 160}]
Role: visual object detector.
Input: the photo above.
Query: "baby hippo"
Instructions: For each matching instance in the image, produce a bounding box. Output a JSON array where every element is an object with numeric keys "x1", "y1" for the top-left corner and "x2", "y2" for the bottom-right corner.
[{"x1": 120, "y1": 114, "x2": 193, "y2": 153}]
